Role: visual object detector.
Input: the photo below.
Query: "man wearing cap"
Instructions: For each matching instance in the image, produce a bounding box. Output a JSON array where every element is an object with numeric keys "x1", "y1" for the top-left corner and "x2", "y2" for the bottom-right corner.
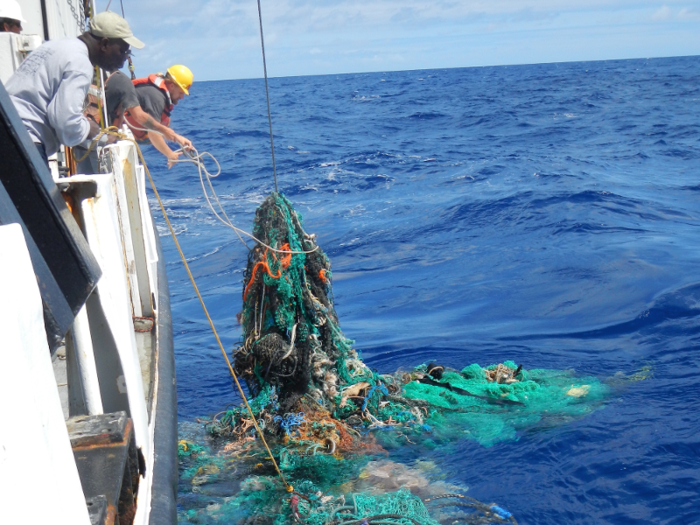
[
  {"x1": 0, "y1": 0, "x2": 24, "y2": 33},
  {"x1": 5, "y1": 11, "x2": 144, "y2": 166},
  {"x1": 124, "y1": 64, "x2": 194, "y2": 166}
]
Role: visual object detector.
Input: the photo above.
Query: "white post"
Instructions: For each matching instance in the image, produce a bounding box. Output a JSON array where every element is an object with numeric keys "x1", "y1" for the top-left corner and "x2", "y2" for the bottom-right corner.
[{"x1": 72, "y1": 304, "x2": 104, "y2": 415}]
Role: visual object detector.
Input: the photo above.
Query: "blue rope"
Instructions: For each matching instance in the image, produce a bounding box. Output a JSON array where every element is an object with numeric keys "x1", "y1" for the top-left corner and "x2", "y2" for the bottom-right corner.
[
  {"x1": 274, "y1": 412, "x2": 305, "y2": 436},
  {"x1": 362, "y1": 385, "x2": 389, "y2": 412}
]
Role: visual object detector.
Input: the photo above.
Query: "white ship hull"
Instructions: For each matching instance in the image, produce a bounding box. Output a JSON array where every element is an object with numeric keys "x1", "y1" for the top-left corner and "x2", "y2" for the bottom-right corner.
[{"x1": 0, "y1": 3, "x2": 178, "y2": 522}]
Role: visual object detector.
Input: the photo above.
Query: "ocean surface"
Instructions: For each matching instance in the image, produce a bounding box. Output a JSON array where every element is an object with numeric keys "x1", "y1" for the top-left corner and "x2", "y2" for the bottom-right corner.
[{"x1": 142, "y1": 56, "x2": 700, "y2": 524}]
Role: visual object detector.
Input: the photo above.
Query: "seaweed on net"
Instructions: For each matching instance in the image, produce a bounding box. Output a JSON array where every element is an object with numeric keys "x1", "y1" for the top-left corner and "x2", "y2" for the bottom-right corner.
[{"x1": 188, "y1": 192, "x2": 612, "y2": 525}]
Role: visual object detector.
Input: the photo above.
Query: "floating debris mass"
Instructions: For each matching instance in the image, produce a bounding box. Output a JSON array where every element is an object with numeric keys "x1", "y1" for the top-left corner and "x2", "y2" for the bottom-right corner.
[{"x1": 179, "y1": 193, "x2": 611, "y2": 525}]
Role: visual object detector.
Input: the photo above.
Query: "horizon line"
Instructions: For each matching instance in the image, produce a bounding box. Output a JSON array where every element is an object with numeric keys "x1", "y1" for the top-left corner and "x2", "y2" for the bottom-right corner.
[{"x1": 193, "y1": 53, "x2": 700, "y2": 84}]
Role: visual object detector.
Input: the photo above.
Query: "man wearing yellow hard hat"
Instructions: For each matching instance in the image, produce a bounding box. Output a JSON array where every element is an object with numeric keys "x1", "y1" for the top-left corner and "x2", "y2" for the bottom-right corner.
[{"x1": 124, "y1": 64, "x2": 193, "y2": 166}]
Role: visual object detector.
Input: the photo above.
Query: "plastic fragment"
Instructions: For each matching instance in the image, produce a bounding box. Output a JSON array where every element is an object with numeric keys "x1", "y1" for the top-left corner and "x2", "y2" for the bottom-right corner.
[{"x1": 490, "y1": 505, "x2": 512, "y2": 519}]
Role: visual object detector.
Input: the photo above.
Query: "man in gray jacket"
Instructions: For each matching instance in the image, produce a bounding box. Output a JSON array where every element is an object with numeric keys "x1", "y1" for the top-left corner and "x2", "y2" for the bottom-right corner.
[{"x1": 5, "y1": 11, "x2": 144, "y2": 166}]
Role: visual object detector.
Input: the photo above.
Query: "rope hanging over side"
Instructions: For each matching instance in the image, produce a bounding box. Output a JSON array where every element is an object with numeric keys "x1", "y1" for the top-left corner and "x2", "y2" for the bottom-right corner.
[
  {"x1": 127, "y1": 56, "x2": 136, "y2": 80},
  {"x1": 135, "y1": 135, "x2": 294, "y2": 492},
  {"x1": 256, "y1": 0, "x2": 279, "y2": 193},
  {"x1": 87, "y1": 128, "x2": 294, "y2": 493}
]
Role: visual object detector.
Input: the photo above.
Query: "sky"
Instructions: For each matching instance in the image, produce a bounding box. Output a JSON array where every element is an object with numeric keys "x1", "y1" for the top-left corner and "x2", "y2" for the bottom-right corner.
[{"x1": 100, "y1": 0, "x2": 700, "y2": 81}]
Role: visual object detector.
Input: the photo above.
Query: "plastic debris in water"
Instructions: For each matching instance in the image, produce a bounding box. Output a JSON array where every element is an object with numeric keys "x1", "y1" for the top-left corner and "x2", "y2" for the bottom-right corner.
[{"x1": 566, "y1": 385, "x2": 591, "y2": 397}]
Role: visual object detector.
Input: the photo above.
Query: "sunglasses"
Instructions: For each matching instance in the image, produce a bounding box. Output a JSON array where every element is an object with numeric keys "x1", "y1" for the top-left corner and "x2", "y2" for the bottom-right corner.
[
  {"x1": 105, "y1": 38, "x2": 131, "y2": 57},
  {"x1": 115, "y1": 42, "x2": 131, "y2": 57}
]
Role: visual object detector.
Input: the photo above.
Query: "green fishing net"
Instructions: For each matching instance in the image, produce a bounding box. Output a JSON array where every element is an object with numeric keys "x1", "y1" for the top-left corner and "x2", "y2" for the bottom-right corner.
[
  {"x1": 387, "y1": 361, "x2": 608, "y2": 447},
  {"x1": 178, "y1": 192, "x2": 617, "y2": 525},
  {"x1": 217, "y1": 193, "x2": 609, "y2": 447},
  {"x1": 178, "y1": 421, "x2": 517, "y2": 525}
]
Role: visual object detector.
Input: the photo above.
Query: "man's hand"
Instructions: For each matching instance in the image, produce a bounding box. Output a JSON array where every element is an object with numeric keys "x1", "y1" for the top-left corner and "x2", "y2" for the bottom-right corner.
[
  {"x1": 149, "y1": 130, "x2": 186, "y2": 167},
  {"x1": 166, "y1": 150, "x2": 182, "y2": 169},
  {"x1": 162, "y1": 129, "x2": 192, "y2": 151},
  {"x1": 174, "y1": 134, "x2": 193, "y2": 150}
]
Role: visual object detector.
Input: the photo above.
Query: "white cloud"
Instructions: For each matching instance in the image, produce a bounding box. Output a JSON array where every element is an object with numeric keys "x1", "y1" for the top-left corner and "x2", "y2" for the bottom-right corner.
[
  {"x1": 651, "y1": 5, "x2": 672, "y2": 20},
  {"x1": 650, "y1": 3, "x2": 700, "y2": 21},
  {"x1": 678, "y1": 7, "x2": 700, "y2": 19}
]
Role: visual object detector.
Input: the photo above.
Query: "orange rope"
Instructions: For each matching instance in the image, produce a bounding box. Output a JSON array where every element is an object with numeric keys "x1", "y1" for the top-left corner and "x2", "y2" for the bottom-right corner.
[
  {"x1": 243, "y1": 243, "x2": 292, "y2": 300},
  {"x1": 279, "y1": 243, "x2": 292, "y2": 269}
]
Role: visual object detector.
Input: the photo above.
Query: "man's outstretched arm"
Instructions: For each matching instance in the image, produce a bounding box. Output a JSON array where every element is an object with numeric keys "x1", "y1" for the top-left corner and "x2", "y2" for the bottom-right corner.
[
  {"x1": 148, "y1": 130, "x2": 182, "y2": 167},
  {"x1": 127, "y1": 105, "x2": 193, "y2": 149}
]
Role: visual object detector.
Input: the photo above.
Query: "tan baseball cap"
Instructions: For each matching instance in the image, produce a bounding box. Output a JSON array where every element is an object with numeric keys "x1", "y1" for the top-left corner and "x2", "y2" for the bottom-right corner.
[{"x1": 89, "y1": 11, "x2": 145, "y2": 49}]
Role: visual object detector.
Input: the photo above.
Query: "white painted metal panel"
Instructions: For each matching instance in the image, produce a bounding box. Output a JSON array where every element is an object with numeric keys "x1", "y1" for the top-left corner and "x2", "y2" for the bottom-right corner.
[
  {"x1": 14, "y1": 0, "x2": 84, "y2": 41},
  {"x1": 67, "y1": 174, "x2": 151, "y2": 457},
  {"x1": 136, "y1": 163, "x2": 160, "y2": 304},
  {"x1": 0, "y1": 32, "x2": 41, "y2": 83},
  {"x1": 17, "y1": 0, "x2": 45, "y2": 38},
  {"x1": 62, "y1": 140, "x2": 164, "y2": 525},
  {"x1": 111, "y1": 144, "x2": 144, "y2": 318},
  {"x1": 45, "y1": 0, "x2": 85, "y2": 39},
  {"x1": 114, "y1": 141, "x2": 158, "y2": 316},
  {"x1": 70, "y1": 303, "x2": 104, "y2": 414},
  {"x1": 0, "y1": 223, "x2": 90, "y2": 525}
]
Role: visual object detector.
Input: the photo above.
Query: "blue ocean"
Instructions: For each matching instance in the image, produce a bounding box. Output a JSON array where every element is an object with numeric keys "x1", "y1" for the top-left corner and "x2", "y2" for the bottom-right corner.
[{"x1": 143, "y1": 55, "x2": 700, "y2": 524}]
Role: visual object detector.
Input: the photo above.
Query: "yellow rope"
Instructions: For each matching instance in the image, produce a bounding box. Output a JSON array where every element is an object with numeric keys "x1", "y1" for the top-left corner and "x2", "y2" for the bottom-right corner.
[
  {"x1": 94, "y1": 66, "x2": 105, "y2": 129},
  {"x1": 95, "y1": 129, "x2": 293, "y2": 492},
  {"x1": 72, "y1": 126, "x2": 119, "y2": 162}
]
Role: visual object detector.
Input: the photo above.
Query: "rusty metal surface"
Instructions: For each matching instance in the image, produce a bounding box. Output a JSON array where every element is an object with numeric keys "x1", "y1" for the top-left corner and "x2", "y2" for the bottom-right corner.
[
  {"x1": 67, "y1": 411, "x2": 128, "y2": 448},
  {"x1": 105, "y1": 505, "x2": 117, "y2": 525},
  {"x1": 133, "y1": 316, "x2": 155, "y2": 333},
  {"x1": 69, "y1": 411, "x2": 140, "y2": 525}
]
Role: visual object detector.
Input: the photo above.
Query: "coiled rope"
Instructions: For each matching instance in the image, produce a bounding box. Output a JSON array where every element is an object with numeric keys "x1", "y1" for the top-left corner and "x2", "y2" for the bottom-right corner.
[
  {"x1": 121, "y1": 117, "x2": 317, "y2": 256},
  {"x1": 169, "y1": 146, "x2": 319, "y2": 255}
]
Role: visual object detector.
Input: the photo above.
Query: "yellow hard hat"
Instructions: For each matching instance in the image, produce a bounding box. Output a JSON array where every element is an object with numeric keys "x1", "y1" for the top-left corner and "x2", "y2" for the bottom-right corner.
[{"x1": 166, "y1": 64, "x2": 193, "y2": 95}]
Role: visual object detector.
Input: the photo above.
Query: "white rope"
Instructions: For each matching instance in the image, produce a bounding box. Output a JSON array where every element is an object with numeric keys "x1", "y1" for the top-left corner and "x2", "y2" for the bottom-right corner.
[
  {"x1": 171, "y1": 147, "x2": 318, "y2": 255},
  {"x1": 123, "y1": 115, "x2": 317, "y2": 255}
]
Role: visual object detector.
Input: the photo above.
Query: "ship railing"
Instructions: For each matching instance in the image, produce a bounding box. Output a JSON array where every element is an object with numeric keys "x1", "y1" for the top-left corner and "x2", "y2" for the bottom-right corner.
[{"x1": 58, "y1": 137, "x2": 163, "y2": 525}]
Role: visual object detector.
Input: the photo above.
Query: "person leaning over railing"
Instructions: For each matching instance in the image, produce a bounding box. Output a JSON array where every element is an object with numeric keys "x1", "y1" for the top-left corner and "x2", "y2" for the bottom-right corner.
[
  {"x1": 106, "y1": 69, "x2": 193, "y2": 151},
  {"x1": 5, "y1": 11, "x2": 143, "y2": 167},
  {"x1": 74, "y1": 68, "x2": 195, "y2": 173},
  {"x1": 124, "y1": 64, "x2": 194, "y2": 168}
]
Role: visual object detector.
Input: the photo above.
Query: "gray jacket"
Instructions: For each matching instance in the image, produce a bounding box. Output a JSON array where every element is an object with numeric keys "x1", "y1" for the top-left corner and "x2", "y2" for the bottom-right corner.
[{"x1": 6, "y1": 37, "x2": 92, "y2": 157}]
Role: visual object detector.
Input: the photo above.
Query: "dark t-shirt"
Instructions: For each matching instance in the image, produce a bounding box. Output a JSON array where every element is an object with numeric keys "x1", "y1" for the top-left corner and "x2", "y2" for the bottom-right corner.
[
  {"x1": 105, "y1": 71, "x2": 139, "y2": 125},
  {"x1": 135, "y1": 83, "x2": 169, "y2": 121}
]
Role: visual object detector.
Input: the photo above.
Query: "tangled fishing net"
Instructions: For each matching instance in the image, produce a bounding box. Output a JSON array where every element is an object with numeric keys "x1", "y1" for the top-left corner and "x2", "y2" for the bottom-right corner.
[{"x1": 179, "y1": 193, "x2": 613, "y2": 525}]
